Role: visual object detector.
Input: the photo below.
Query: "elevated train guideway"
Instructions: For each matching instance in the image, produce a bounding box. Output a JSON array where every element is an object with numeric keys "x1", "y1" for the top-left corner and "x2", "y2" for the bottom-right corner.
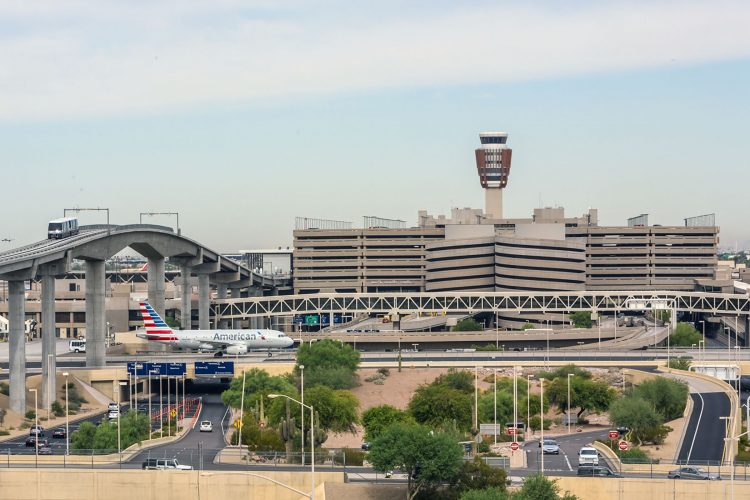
[
  {"x1": 0, "y1": 224, "x2": 289, "y2": 416},
  {"x1": 214, "y1": 290, "x2": 750, "y2": 325}
]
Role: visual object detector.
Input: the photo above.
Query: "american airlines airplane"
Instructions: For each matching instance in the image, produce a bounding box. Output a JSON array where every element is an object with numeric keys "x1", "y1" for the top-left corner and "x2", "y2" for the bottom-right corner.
[{"x1": 136, "y1": 302, "x2": 294, "y2": 356}]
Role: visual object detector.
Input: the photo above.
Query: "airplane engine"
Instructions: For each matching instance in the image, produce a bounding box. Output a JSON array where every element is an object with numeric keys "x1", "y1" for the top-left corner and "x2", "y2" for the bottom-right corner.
[{"x1": 226, "y1": 344, "x2": 248, "y2": 355}]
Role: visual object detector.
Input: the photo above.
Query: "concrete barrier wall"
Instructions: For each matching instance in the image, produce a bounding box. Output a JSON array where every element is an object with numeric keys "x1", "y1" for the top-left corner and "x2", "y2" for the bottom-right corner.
[
  {"x1": 0, "y1": 469, "x2": 342, "y2": 500},
  {"x1": 555, "y1": 476, "x2": 750, "y2": 500}
]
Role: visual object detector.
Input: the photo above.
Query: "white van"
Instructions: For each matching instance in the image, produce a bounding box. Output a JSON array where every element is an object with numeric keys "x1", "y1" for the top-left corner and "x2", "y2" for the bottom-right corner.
[{"x1": 69, "y1": 339, "x2": 86, "y2": 353}]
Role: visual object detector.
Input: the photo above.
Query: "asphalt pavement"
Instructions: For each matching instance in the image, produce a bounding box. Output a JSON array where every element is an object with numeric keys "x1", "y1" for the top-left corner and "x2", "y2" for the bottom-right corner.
[{"x1": 677, "y1": 392, "x2": 731, "y2": 465}]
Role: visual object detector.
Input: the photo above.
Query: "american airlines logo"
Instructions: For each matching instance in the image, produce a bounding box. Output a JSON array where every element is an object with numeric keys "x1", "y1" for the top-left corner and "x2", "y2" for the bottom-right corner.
[{"x1": 212, "y1": 333, "x2": 261, "y2": 341}]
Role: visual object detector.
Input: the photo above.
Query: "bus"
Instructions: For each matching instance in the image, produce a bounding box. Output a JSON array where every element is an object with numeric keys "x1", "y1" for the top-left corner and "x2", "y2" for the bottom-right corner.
[
  {"x1": 48, "y1": 217, "x2": 79, "y2": 239},
  {"x1": 68, "y1": 339, "x2": 86, "y2": 353}
]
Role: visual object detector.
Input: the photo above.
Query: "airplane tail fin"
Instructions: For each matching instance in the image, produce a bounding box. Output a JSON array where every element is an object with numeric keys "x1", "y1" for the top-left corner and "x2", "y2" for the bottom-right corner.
[{"x1": 139, "y1": 302, "x2": 176, "y2": 340}]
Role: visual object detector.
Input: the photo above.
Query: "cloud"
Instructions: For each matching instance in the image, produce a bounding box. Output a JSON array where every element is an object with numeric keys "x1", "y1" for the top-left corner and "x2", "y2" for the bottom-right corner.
[{"x1": 1, "y1": 0, "x2": 749, "y2": 121}]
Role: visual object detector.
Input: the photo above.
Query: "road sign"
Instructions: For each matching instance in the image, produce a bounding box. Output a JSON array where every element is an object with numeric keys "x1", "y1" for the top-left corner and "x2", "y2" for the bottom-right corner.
[
  {"x1": 194, "y1": 361, "x2": 235, "y2": 376},
  {"x1": 507, "y1": 427, "x2": 516, "y2": 435},
  {"x1": 618, "y1": 440, "x2": 629, "y2": 451},
  {"x1": 233, "y1": 419, "x2": 243, "y2": 429},
  {"x1": 170, "y1": 409, "x2": 177, "y2": 418},
  {"x1": 609, "y1": 431, "x2": 619, "y2": 439},
  {"x1": 510, "y1": 442, "x2": 519, "y2": 451}
]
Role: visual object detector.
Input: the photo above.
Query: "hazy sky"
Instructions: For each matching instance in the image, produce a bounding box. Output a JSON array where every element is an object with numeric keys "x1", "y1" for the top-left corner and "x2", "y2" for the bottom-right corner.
[{"x1": 1, "y1": 0, "x2": 749, "y2": 252}]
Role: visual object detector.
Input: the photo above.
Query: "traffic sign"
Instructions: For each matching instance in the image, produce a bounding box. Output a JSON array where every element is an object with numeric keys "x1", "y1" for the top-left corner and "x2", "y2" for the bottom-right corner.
[
  {"x1": 507, "y1": 427, "x2": 516, "y2": 435},
  {"x1": 609, "y1": 431, "x2": 619, "y2": 439},
  {"x1": 170, "y1": 409, "x2": 177, "y2": 418},
  {"x1": 510, "y1": 442, "x2": 519, "y2": 451},
  {"x1": 618, "y1": 440, "x2": 629, "y2": 451},
  {"x1": 233, "y1": 419, "x2": 243, "y2": 429}
]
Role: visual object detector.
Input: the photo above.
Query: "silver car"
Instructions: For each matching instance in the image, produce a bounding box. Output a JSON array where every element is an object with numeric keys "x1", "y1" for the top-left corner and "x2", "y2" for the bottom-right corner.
[
  {"x1": 667, "y1": 466, "x2": 720, "y2": 480},
  {"x1": 541, "y1": 439, "x2": 560, "y2": 455}
]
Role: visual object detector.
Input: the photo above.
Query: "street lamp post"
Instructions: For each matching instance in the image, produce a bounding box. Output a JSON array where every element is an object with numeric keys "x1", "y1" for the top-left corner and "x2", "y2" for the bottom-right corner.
[
  {"x1": 238, "y1": 369, "x2": 246, "y2": 447},
  {"x1": 726, "y1": 326, "x2": 732, "y2": 365},
  {"x1": 29, "y1": 388, "x2": 38, "y2": 457},
  {"x1": 63, "y1": 372, "x2": 69, "y2": 455},
  {"x1": 567, "y1": 373, "x2": 573, "y2": 434},
  {"x1": 526, "y1": 375, "x2": 533, "y2": 437},
  {"x1": 159, "y1": 374, "x2": 164, "y2": 438},
  {"x1": 699, "y1": 320, "x2": 705, "y2": 362},
  {"x1": 540, "y1": 378, "x2": 545, "y2": 476},
  {"x1": 269, "y1": 394, "x2": 316, "y2": 500},
  {"x1": 493, "y1": 368, "x2": 497, "y2": 446},
  {"x1": 495, "y1": 312, "x2": 499, "y2": 350},
  {"x1": 300, "y1": 364, "x2": 305, "y2": 466},
  {"x1": 117, "y1": 381, "x2": 127, "y2": 455},
  {"x1": 512, "y1": 366, "x2": 518, "y2": 454}
]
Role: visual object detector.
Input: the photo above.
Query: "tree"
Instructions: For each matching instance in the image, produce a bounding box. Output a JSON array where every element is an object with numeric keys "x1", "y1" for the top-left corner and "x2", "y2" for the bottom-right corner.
[
  {"x1": 633, "y1": 377, "x2": 688, "y2": 421},
  {"x1": 667, "y1": 357, "x2": 691, "y2": 371},
  {"x1": 477, "y1": 390, "x2": 514, "y2": 426},
  {"x1": 608, "y1": 397, "x2": 662, "y2": 445},
  {"x1": 369, "y1": 423, "x2": 464, "y2": 500},
  {"x1": 362, "y1": 405, "x2": 414, "y2": 441},
  {"x1": 409, "y1": 383, "x2": 472, "y2": 431},
  {"x1": 435, "y1": 369, "x2": 475, "y2": 393},
  {"x1": 453, "y1": 456, "x2": 508, "y2": 493},
  {"x1": 512, "y1": 474, "x2": 578, "y2": 500},
  {"x1": 453, "y1": 318, "x2": 484, "y2": 332},
  {"x1": 71, "y1": 421, "x2": 97, "y2": 450},
  {"x1": 569, "y1": 312, "x2": 592, "y2": 329},
  {"x1": 545, "y1": 376, "x2": 615, "y2": 418},
  {"x1": 669, "y1": 323, "x2": 702, "y2": 347},
  {"x1": 221, "y1": 368, "x2": 297, "y2": 411},
  {"x1": 296, "y1": 339, "x2": 361, "y2": 389},
  {"x1": 460, "y1": 489, "x2": 509, "y2": 500},
  {"x1": 304, "y1": 385, "x2": 359, "y2": 433},
  {"x1": 234, "y1": 411, "x2": 285, "y2": 451}
]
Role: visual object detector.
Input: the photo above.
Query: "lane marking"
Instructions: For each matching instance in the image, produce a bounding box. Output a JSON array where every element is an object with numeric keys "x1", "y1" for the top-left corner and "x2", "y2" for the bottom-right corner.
[
  {"x1": 685, "y1": 392, "x2": 704, "y2": 464},
  {"x1": 564, "y1": 454, "x2": 573, "y2": 471}
]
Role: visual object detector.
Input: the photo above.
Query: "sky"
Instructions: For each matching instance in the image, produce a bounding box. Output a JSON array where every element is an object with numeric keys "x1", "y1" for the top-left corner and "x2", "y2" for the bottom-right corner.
[{"x1": 1, "y1": 0, "x2": 749, "y2": 252}]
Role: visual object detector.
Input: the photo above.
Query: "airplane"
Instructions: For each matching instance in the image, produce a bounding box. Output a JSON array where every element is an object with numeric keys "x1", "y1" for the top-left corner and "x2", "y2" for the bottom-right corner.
[{"x1": 135, "y1": 302, "x2": 294, "y2": 357}]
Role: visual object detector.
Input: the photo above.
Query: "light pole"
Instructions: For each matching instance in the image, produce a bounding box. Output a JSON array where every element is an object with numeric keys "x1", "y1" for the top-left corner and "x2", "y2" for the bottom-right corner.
[
  {"x1": 493, "y1": 368, "x2": 497, "y2": 446},
  {"x1": 474, "y1": 366, "x2": 481, "y2": 431},
  {"x1": 238, "y1": 369, "x2": 246, "y2": 447},
  {"x1": 540, "y1": 378, "x2": 545, "y2": 475},
  {"x1": 29, "y1": 388, "x2": 38, "y2": 457},
  {"x1": 512, "y1": 366, "x2": 518, "y2": 453},
  {"x1": 159, "y1": 373, "x2": 164, "y2": 438},
  {"x1": 148, "y1": 369, "x2": 158, "y2": 440},
  {"x1": 300, "y1": 364, "x2": 305, "y2": 466},
  {"x1": 63, "y1": 372, "x2": 69, "y2": 455},
  {"x1": 526, "y1": 375, "x2": 533, "y2": 437},
  {"x1": 47, "y1": 354, "x2": 54, "y2": 419},
  {"x1": 269, "y1": 394, "x2": 316, "y2": 500},
  {"x1": 698, "y1": 340, "x2": 705, "y2": 364},
  {"x1": 567, "y1": 373, "x2": 573, "y2": 434},
  {"x1": 495, "y1": 312, "x2": 499, "y2": 350},
  {"x1": 117, "y1": 381, "x2": 127, "y2": 454},
  {"x1": 725, "y1": 326, "x2": 732, "y2": 364},
  {"x1": 699, "y1": 320, "x2": 705, "y2": 362}
]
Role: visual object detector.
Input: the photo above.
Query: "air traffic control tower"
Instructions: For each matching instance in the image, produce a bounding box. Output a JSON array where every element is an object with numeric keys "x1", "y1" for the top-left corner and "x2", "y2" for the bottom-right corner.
[{"x1": 475, "y1": 132, "x2": 512, "y2": 219}]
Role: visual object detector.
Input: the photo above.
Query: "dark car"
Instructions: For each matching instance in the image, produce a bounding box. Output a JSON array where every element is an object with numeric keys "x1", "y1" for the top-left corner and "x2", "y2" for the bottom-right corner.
[
  {"x1": 361, "y1": 442, "x2": 370, "y2": 451},
  {"x1": 52, "y1": 429, "x2": 66, "y2": 439},
  {"x1": 617, "y1": 427, "x2": 629, "y2": 437},
  {"x1": 578, "y1": 466, "x2": 621, "y2": 477},
  {"x1": 25, "y1": 436, "x2": 49, "y2": 448}
]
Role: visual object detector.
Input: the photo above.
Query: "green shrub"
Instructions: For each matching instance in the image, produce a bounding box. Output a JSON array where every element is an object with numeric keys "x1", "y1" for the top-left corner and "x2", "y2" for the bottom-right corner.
[
  {"x1": 377, "y1": 367, "x2": 390, "y2": 377},
  {"x1": 570, "y1": 311, "x2": 592, "y2": 328},
  {"x1": 0, "y1": 429, "x2": 9, "y2": 436},
  {"x1": 25, "y1": 410, "x2": 36, "y2": 420},
  {"x1": 335, "y1": 448, "x2": 366, "y2": 466},
  {"x1": 453, "y1": 318, "x2": 484, "y2": 331},
  {"x1": 0, "y1": 382, "x2": 8, "y2": 396},
  {"x1": 51, "y1": 401, "x2": 65, "y2": 417},
  {"x1": 667, "y1": 357, "x2": 691, "y2": 371}
]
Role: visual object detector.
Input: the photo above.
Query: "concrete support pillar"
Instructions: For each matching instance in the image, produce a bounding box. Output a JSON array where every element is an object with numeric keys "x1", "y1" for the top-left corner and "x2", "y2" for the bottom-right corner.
[
  {"x1": 85, "y1": 260, "x2": 106, "y2": 367},
  {"x1": 147, "y1": 257, "x2": 166, "y2": 318},
  {"x1": 217, "y1": 284, "x2": 229, "y2": 329},
  {"x1": 180, "y1": 266, "x2": 192, "y2": 330},
  {"x1": 198, "y1": 274, "x2": 210, "y2": 330},
  {"x1": 41, "y1": 274, "x2": 56, "y2": 410},
  {"x1": 8, "y1": 280, "x2": 26, "y2": 415},
  {"x1": 745, "y1": 316, "x2": 750, "y2": 348}
]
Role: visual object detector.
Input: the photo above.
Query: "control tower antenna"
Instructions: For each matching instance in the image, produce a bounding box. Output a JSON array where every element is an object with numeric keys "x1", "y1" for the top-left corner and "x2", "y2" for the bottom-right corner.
[{"x1": 475, "y1": 132, "x2": 512, "y2": 219}]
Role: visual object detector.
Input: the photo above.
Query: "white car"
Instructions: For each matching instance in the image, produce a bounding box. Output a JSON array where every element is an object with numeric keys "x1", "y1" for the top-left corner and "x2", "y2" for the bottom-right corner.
[
  {"x1": 108, "y1": 409, "x2": 120, "y2": 420},
  {"x1": 108, "y1": 403, "x2": 119, "y2": 412},
  {"x1": 157, "y1": 459, "x2": 193, "y2": 470},
  {"x1": 578, "y1": 446, "x2": 600, "y2": 466},
  {"x1": 199, "y1": 420, "x2": 213, "y2": 432}
]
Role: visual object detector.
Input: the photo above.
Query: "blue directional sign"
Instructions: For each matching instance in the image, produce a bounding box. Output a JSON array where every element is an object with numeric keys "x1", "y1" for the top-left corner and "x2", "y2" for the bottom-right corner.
[
  {"x1": 194, "y1": 361, "x2": 235, "y2": 376},
  {"x1": 127, "y1": 362, "x2": 152, "y2": 376},
  {"x1": 165, "y1": 363, "x2": 186, "y2": 376}
]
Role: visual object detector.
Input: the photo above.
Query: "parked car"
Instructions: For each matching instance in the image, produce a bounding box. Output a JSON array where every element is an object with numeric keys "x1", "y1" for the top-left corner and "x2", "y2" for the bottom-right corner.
[
  {"x1": 577, "y1": 466, "x2": 621, "y2": 477},
  {"x1": 617, "y1": 426, "x2": 629, "y2": 437},
  {"x1": 578, "y1": 446, "x2": 599, "y2": 466},
  {"x1": 541, "y1": 439, "x2": 560, "y2": 455},
  {"x1": 52, "y1": 429, "x2": 66, "y2": 439},
  {"x1": 667, "y1": 467, "x2": 721, "y2": 480},
  {"x1": 361, "y1": 442, "x2": 370, "y2": 451},
  {"x1": 199, "y1": 421, "x2": 213, "y2": 432},
  {"x1": 29, "y1": 424, "x2": 45, "y2": 436}
]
